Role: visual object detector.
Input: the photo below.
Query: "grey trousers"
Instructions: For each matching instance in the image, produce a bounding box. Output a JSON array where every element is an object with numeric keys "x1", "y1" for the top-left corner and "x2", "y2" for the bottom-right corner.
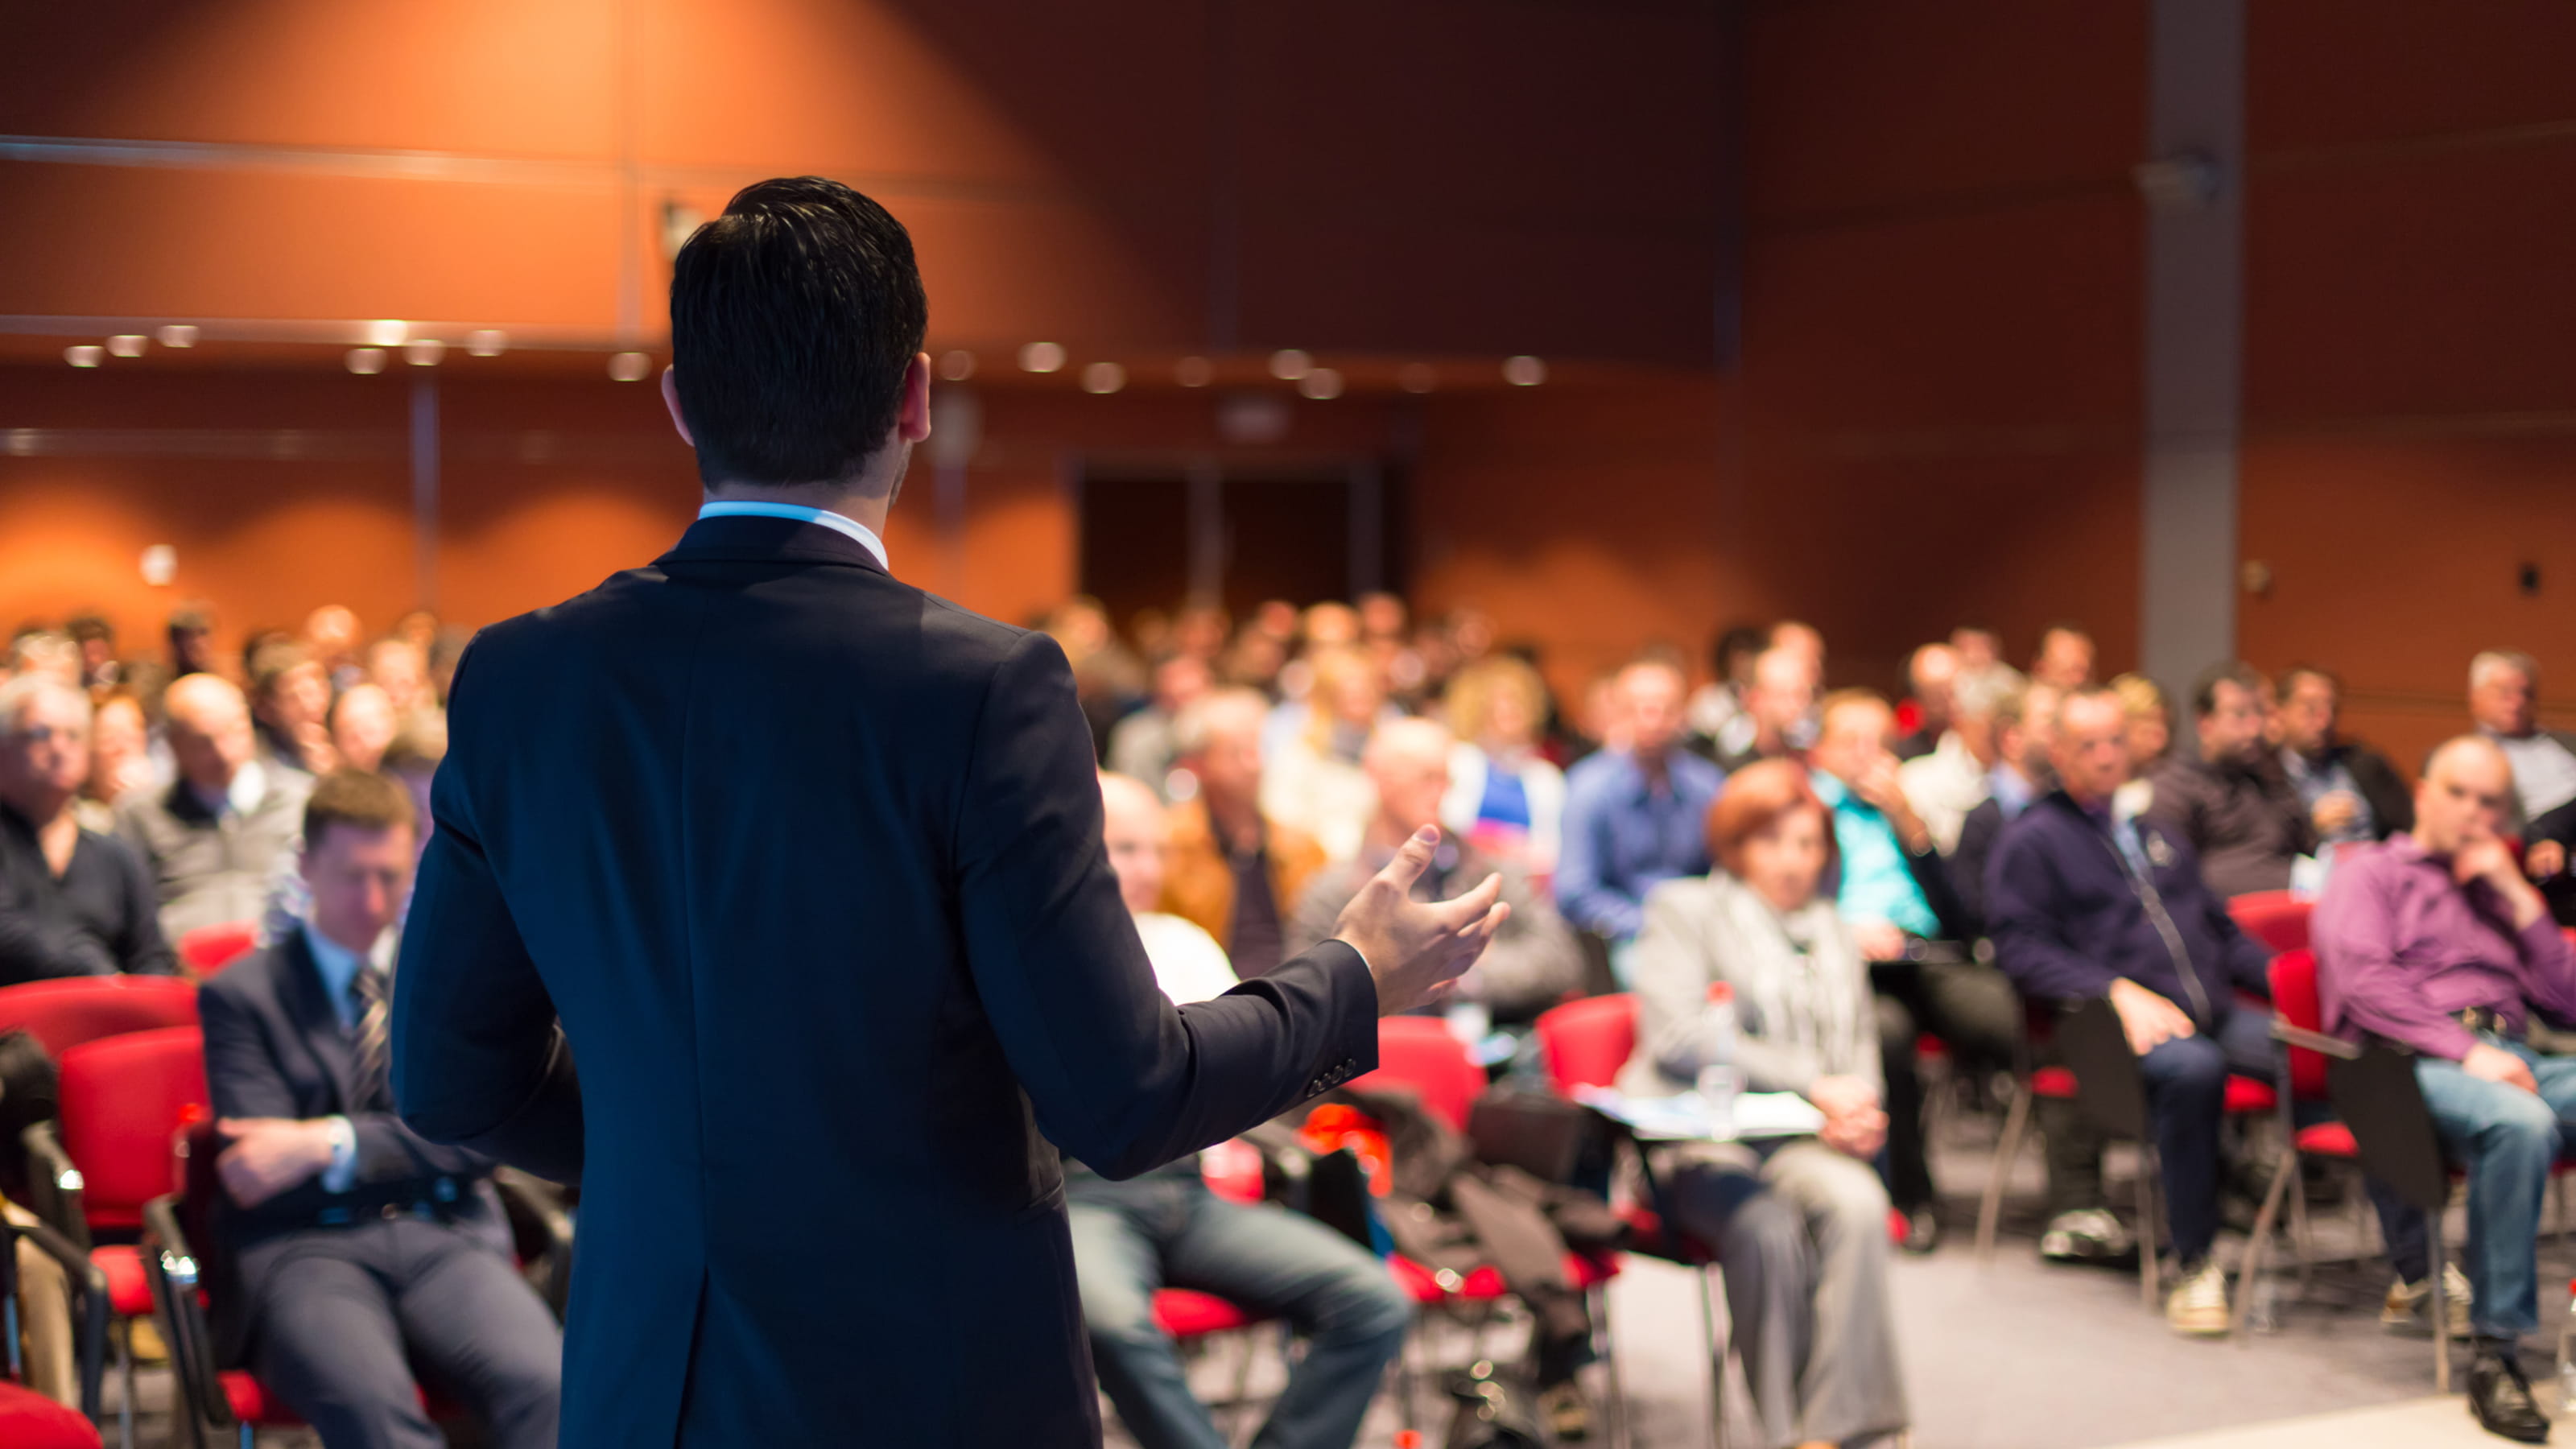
[{"x1": 1662, "y1": 1140, "x2": 1909, "y2": 1449}]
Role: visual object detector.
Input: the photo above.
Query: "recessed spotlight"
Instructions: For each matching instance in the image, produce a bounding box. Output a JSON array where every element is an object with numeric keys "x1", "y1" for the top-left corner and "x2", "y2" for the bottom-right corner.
[
  {"x1": 105, "y1": 334, "x2": 147, "y2": 357},
  {"x1": 365, "y1": 320, "x2": 408, "y2": 347},
  {"x1": 1398, "y1": 363, "x2": 1438, "y2": 394},
  {"x1": 1503, "y1": 355, "x2": 1546, "y2": 386},
  {"x1": 939, "y1": 349, "x2": 977, "y2": 381},
  {"x1": 345, "y1": 348, "x2": 388, "y2": 375},
  {"x1": 156, "y1": 324, "x2": 200, "y2": 349},
  {"x1": 608, "y1": 352, "x2": 652, "y2": 382},
  {"x1": 1019, "y1": 341, "x2": 1067, "y2": 374},
  {"x1": 1269, "y1": 349, "x2": 1312, "y2": 381},
  {"x1": 465, "y1": 329, "x2": 509, "y2": 357},
  {"x1": 1175, "y1": 356, "x2": 1213, "y2": 387},
  {"x1": 1080, "y1": 361, "x2": 1126, "y2": 394},
  {"x1": 404, "y1": 339, "x2": 447, "y2": 366},
  {"x1": 64, "y1": 345, "x2": 104, "y2": 368},
  {"x1": 1298, "y1": 367, "x2": 1344, "y2": 400}
]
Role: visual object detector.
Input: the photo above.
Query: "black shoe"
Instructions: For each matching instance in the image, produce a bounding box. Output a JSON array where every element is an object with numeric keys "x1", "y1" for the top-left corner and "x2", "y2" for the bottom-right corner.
[
  {"x1": 2470, "y1": 1348, "x2": 2551, "y2": 1443},
  {"x1": 1901, "y1": 1206, "x2": 1940, "y2": 1255}
]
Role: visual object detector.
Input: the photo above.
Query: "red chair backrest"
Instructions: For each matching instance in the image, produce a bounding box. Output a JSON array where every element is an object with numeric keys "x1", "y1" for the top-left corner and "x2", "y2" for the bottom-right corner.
[
  {"x1": 2227, "y1": 891, "x2": 2312, "y2": 956},
  {"x1": 1352, "y1": 1017, "x2": 1485, "y2": 1132},
  {"x1": 0, "y1": 976, "x2": 199, "y2": 1058},
  {"x1": 175, "y1": 922, "x2": 260, "y2": 976},
  {"x1": 57, "y1": 1026, "x2": 208, "y2": 1230},
  {"x1": 2268, "y1": 948, "x2": 2329, "y2": 1102},
  {"x1": 1534, "y1": 993, "x2": 1637, "y2": 1092}
]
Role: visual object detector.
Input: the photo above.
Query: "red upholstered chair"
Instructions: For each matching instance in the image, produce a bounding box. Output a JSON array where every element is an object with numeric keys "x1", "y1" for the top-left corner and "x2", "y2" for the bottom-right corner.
[
  {"x1": 0, "y1": 976, "x2": 198, "y2": 1058},
  {"x1": 175, "y1": 922, "x2": 261, "y2": 977},
  {"x1": 22, "y1": 1027, "x2": 208, "y2": 1449},
  {"x1": 2227, "y1": 892, "x2": 2313, "y2": 956},
  {"x1": 1533, "y1": 993, "x2": 1637, "y2": 1092},
  {"x1": 1352, "y1": 1016, "x2": 1488, "y2": 1133},
  {"x1": 0, "y1": 1386, "x2": 100, "y2": 1449}
]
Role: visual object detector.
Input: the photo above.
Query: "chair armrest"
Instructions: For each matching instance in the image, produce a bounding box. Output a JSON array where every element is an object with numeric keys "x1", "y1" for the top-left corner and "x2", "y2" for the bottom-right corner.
[
  {"x1": 2270, "y1": 1021, "x2": 2361, "y2": 1060},
  {"x1": 9, "y1": 1209, "x2": 110, "y2": 1425},
  {"x1": 16, "y1": 1124, "x2": 88, "y2": 1251},
  {"x1": 142, "y1": 1194, "x2": 235, "y2": 1438}
]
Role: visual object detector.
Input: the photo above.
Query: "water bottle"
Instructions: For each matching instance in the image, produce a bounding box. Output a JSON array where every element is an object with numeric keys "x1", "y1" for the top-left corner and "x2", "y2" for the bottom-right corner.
[
  {"x1": 1445, "y1": 999, "x2": 1492, "y2": 1050},
  {"x1": 1697, "y1": 982, "x2": 1741, "y2": 1140},
  {"x1": 2557, "y1": 1278, "x2": 2576, "y2": 1414}
]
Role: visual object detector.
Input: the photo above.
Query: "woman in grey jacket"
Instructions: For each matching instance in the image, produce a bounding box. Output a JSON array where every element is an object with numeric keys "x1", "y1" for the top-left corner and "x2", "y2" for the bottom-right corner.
[{"x1": 1616, "y1": 759, "x2": 1909, "y2": 1449}]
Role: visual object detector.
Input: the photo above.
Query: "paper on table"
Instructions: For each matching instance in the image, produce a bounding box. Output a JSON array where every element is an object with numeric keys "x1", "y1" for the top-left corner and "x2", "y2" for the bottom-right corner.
[{"x1": 1570, "y1": 1084, "x2": 1826, "y2": 1141}]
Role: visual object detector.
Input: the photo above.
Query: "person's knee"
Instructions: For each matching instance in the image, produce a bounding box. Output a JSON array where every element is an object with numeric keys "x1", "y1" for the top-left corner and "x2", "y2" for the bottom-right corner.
[
  {"x1": 1321, "y1": 1262, "x2": 1414, "y2": 1348},
  {"x1": 1817, "y1": 1154, "x2": 1893, "y2": 1230},
  {"x1": 2146, "y1": 1034, "x2": 2226, "y2": 1099},
  {"x1": 2479, "y1": 1088, "x2": 2562, "y2": 1167}
]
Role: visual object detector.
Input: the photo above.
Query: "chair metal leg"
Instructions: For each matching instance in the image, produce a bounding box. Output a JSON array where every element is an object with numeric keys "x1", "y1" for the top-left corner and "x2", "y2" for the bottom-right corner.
[
  {"x1": 2231, "y1": 1145, "x2": 2296, "y2": 1343},
  {"x1": 1698, "y1": 1265, "x2": 1727, "y2": 1449},
  {"x1": 2431, "y1": 1233, "x2": 2453, "y2": 1393},
  {"x1": 2557, "y1": 1174, "x2": 2570, "y2": 1247},
  {"x1": 2285, "y1": 1153, "x2": 2315, "y2": 1293},
  {"x1": 2136, "y1": 1149, "x2": 2161, "y2": 1311},
  {"x1": 116, "y1": 1315, "x2": 134, "y2": 1449},
  {"x1": 1591, "y1": 1280, "x2": 1631, "y2": 1449},
  {"x1": 1978, "y1": 1082, "x2": 2033, "y2": 1263}
]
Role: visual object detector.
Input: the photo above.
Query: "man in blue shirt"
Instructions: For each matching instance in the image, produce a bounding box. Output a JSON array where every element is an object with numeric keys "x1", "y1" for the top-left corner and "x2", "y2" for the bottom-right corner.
[
  {"x1": 1558, "y1": 658, "x2": 1724, "y2": 957},
  {"x1": 1809, "y1": 689, "x2": 2016, "y2": 1251}
]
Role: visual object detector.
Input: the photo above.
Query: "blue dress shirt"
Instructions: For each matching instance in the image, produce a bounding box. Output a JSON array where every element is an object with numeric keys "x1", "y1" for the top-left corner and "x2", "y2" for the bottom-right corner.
[
  {"x1": 1813, "y1": 772, "x2": 1939, "y2": 937},
  {"x1": 1556, "y1": 748, "x2": 1724, "y2": 940}
]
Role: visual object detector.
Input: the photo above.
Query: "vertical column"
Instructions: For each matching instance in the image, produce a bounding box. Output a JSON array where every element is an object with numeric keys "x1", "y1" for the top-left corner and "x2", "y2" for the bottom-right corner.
[
  {"x1": 2140, "y1": 0, "x2": 2245, "y2": 699},
  {"x1": 411, "y1": 374, "x2": 440, "y2": 611}
]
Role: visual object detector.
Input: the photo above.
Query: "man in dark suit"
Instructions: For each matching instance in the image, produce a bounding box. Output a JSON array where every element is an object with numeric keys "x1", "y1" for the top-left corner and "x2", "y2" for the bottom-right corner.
[
  {"x1": 390, "y1": 177, "x2": 1504, "y2": 1448},
  {"x1": 201, "y1": 769, "x2": 560, "y2": 1449}
]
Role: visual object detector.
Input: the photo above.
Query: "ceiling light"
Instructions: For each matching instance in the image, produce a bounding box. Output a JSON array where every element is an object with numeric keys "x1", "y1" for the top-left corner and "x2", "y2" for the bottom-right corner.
[
  {"x1": 364, "y1": 320, "x2": 408, "y2": 347},
  {"x1": 465, "y1": 329, "x2": 509, "y2": 357},
  {"x1": 404, "y1": 339, "x2": 446, "y2": 366},
  {"x1": 105, "y1": 334, "x2": 147, "y2": 357},
  {"x1": 1175, "y1": 357, "x2": 1213, "y2": 387},
  {"x1": 1503, "y1": 355, "x2": 1546, "y2": 386},
  {"x1": 1080, "y1": 361, "x2": 1126, "y2": 394},
  {"x1": 1018, "y1": 341, "x2": 1067, "y2": 374},
  {"x1": 64, "y1": 345, "x2": 103, "y2": 368},
  {"x1": 1268, "y1": 349, "x2": 1312, "y2": 381},
  {"x1": 608, "y1": 352, "x2": 652, "y2": 382},
  {"x1": 1298, "y1": 367, "x2": 1344, "y2": 400},
  {"x1": 939, "y1": 349, "x2": 976, "y2": 381},
  {"x1": 1399, "y1": 363, "x2": 1438, "y2": 394},
  {"x1": 156, "y1": 324, "x2": 200, "y2": 349},
  {"x1": 345, "y1": 348, "x2": 388, "y2": 375}
]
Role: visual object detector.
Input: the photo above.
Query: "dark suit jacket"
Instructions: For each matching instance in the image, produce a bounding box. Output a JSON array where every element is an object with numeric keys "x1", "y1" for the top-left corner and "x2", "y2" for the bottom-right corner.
[
  {"x1": 390, "y1": 514, "x2": 1380, "y2": 1448},
  {"x1": 199, "y1": 933, "x2": 507, "y2": 1356}
]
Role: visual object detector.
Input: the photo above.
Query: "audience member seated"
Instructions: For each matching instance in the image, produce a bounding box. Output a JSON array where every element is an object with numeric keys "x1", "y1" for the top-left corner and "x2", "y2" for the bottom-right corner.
[
  {"x1": 2110, "y1": 673, "x2": 2174, "y2": 781},
  {"x1": 1894, "y1": 642, "x2": 1959, "y2": 762},
  {"x1": 117, "y1": 673, "x2": 309, "y2": 939},
  {"x1": 1946, "y1": 683, "x2": 2061, "y2": 933},
  {"x1": 1558, "y1": 658, "x2": 1724, "y2": 955},
  {"x1": 1685, "y1": 623, "x2": 1767, "y2": 760},
  {"x1": 1988, "y1": 686, "x2": 2277, "y2": 1334},
  {"x1": 8, "y1": 633, "x2": 80, "y2": 689},
  {"x1": 1261, "y1": 648, "x2": 1385, "y2": 863},
  {"x1": 0, "y1": 677, "x2": 175, "y2": 985},
  {"x1": 2028, "y1": 624, "x2": 2096, "y2": 692},
  {"x1": 1618, "y1": 760, "x2": 1910, "y2": 1449},
  {"x1": 199, "y1": 770, "x2": 560, "y2": 1448},
  {"x1": 1108, "y1": 654, "x2": 1214, "y2": 802},
  {"x1": 2145, "y1": 663, "x2": 2315, "y2": 898},
  {"x1": 363, "y1": 637, "x2": 439, "y2": 730},
  {"x1": 1290, "y1": 719, "x2": 1583, "y2": 1026},
  {"x1": 1073, "y1": 773, "x2": 1410, "y2": 1449},
  {"x1": 2313, "y1": 734, "x2": 2576, "y2": 1443},
  {"x1": 1160, "y1": 689, "x2": 1327, "y2": 979},
  {"x1": 2468, "y1": 650, "x2": 2576, "y2": 923},
  {"x1": 74, "y1": 689, "x2": 151, "y2": 836},
  {"x1": 249, "y1": 642, "x2": 336, "y2": 781},
  {"x1": 1438, "y1": 655, "x2": 1567, "y2": 877},
  {"x1": 330, "y1": 683, "x2": 399, "y2": 775},
  {"x1": 2273, "y1": 664, "x2": 2412, "y2": 849},
  {"x1": 1899, "y1": 661, "x2": 2013, "y2": 854},
  {"x1": 1712, "y1": 646, "x2": 1816, "y2": 774},
  {"x1": 301, "y1": 604, "x2": 364, "y2": 691},
  {"x1": 1808, "y1": 689, "x2": 2013, "y2": 1249},
  {"x1": 65, "y1": 610, "x2": 121, "y2": 692},
  {"x1": 167, "y1": 603, "x2": 223, "y2": 679},
  {"x1": 1951, "y1": 625, "x2": 2024, "y2": 696}
]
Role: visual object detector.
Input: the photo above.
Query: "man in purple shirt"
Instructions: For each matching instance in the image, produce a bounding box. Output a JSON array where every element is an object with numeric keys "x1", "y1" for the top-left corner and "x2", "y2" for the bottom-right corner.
[{"x1": 2315, "y1": 734, "x2": 2576, "y2": 1444}]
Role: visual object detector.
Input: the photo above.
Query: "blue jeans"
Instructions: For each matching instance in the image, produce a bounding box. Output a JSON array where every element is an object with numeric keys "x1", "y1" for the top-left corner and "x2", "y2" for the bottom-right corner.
[
  {"x1": 2136, "y1": 1007, "x2": 2277, "y2": 1265},
  {"x1": 1066, "y1": 1170, "x2": 1410, "y2": 1449},
  {"x1": 2417, "y1": 1036, "x2": 2576, "y2": 1340}
]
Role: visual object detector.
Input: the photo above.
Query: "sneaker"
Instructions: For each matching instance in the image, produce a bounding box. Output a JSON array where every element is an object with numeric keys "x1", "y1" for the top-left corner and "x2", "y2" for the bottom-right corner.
[
  {"x1": 1538, "y1": 1381, "x2": 1591, "y2": 1442},
  {"x1": 2383, "y1": 1265, "x2": 2475, "y2": 1338},
  {"x1": 2166, "y1": 1257, "x2": 2231, "y2": 1336},
  {"x1": 2039, "y1": 1208, "x2": 2136, "y2": 1264}
]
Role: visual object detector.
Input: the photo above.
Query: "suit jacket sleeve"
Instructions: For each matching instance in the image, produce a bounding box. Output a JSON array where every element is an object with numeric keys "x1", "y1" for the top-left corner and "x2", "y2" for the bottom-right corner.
[
  {"x1": 954, "y1": 632, "x2": 1378, "y2": 1181},
  {"x1": 202, "y1": 976, "x2": 493, "y2": 1186},
  {"x1": 1901, "y1": 837, "x2": 1972, "y2": 943},
  {"x1": 390, "y1": 647, "x2": 585, "y2": 1185}
]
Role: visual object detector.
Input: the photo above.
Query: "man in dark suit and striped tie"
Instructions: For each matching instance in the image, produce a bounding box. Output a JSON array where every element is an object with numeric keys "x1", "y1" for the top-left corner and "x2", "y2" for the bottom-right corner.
[{"x1": 200, "y1": 769, "x2": 561, "y2": 1449}]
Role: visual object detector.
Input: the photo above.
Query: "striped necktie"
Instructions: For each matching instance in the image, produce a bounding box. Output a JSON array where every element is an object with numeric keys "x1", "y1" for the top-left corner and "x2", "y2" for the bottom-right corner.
[{"x1": 350, "y1": 964, "x2": 393, "y2": 1113}]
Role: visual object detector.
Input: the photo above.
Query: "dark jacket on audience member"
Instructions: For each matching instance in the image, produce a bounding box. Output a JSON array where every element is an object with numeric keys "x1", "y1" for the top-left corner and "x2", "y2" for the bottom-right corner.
[
  {"x1": 2143, "y1": 753, "x2": 2317, "y2": 898},
  {"x1": 1950, "y1": 797, "x2": 2009, "y2": 938},
  {"x1": 1986, "y1": 790, "x2": 2273, "y2": 1024},
  {"x1": 2313, "y1": 741, "x2": 2414, "y2": 841},
  {"x1": 390, "y1": 514, "x2": 1380, "y2": 1449},
  {"x1": 0, "y1": 803, "x2": 175, "y2": 985}
]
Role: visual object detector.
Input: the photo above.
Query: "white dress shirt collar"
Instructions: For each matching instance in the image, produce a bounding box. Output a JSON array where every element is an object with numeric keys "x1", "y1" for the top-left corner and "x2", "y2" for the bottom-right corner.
[{"x1": 696, "y1": 500, "x2": 890, "y2": 572}]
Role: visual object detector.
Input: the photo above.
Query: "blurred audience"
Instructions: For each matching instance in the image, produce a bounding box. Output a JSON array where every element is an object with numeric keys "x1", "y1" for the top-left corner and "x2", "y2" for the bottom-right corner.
[
  {"x1": 2029, "y1": 624, "x2": 2096, "y2": 692},
  {"x1": 1899, "y1": 665, "x2": 2012, "y2": 855},
  {"x1": 1439, "y1": 655, "x2": 1567, "y2": 877},
  {"x1": 1713, "y1": 646, "x2": 1817, "y2": 774},
  {"x1": 1896, "y1": 642, "x2": 1960, "y2": 762},
  {"x1": 2110, "y1": 673, "x2": 2173, "y2": 778},
  {"x1": 2145, "y1": 663, "x2": 2314, "y2": 898},
  {"x1": 118, "y1": 672, "x2": 309, "y2": 939},
  {"x1": 2468, "y1": 650, "x2": 2576, "y2": 921},
  {"x1": 330, "y1": 683, "x2": 400, "y2": 775},
  {"x1": 250, "y1": 641, "x2": 337, "y2": 780},
  {"x1": 1161, "y1": 689, "x2": 1326, "y2": 979},
  {"x1": 77, "y1": 688, "x2": 154, "y2": 834},
  {"x1": 1686, "y1": 623, "x2": 1768, "y2": 758},
  {"x1": 2273, "y1": 664, "x2": 2411, "y2": 849},
  {"x1": 1619, "y1": 760, "x2": 1909, "y2": 1449},
  {"x1": 1107, "y1": 654, "x2": 1214, "y2": 801},
  {"x1": 0, "y1": 676, "x2": 175, "y2": 985},
  {"x1": 1946, "y1": 682, "x2": 2060, "y2": 931},
  {"x1": 1261, "y1": 648, "x2": 1385, "y2": 863},
  {"x1": 169, "y1": 603, "x2": 222, "y2": 678},
  {"x1": 303, "y1": 604, "x2": 364, "y2": 691},
  {"x1": 1558, "y1": 658, "x2": 1723, "y2": 952}
]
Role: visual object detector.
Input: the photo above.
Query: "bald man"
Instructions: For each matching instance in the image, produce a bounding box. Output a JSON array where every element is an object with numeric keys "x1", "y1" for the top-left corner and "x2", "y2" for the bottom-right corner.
[
  {"x1": 1292, "y1": 719, "x2": 1583, "y2": 1023},
  {"x1": 117, "y1": 673, "x2": 310, "y2": 938},
  {"x1": 1072, "y1": 771, "x2": 1410, "y2": 1449},
  {"x1": 2316, "y1": 736, "x2": 2576, "y2": 1441}
]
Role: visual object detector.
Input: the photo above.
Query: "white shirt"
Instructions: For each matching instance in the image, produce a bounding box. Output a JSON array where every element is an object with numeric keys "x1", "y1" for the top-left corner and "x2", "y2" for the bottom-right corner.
[
  {"x1": 2495, "y1": 730, "x2": 2576, "y2": 824},
  {"x1": 696, "y1": 501, "x2": 890, "y2": 572},
  {"x1": 1133, "y1": 912, "x2": 1239, "y2": 1005},
  {"x1": 1899, "y1": 730, "x2": 1990, "y2": 855}
]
